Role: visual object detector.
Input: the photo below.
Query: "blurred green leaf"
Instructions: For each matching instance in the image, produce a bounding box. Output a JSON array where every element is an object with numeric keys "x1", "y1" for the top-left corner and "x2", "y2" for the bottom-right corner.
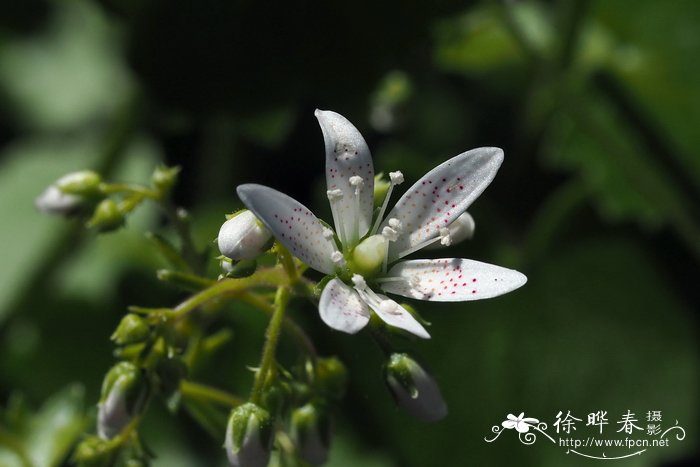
[
  {"x1": 0, "y1": 0, "x2": 132, "y2": 131},
  {"x1": 434, "y1": 2, "x2": 553, "y2": 75},
  {"x1": 0, "y1": 385, "x2": 88, "y2": 467}
]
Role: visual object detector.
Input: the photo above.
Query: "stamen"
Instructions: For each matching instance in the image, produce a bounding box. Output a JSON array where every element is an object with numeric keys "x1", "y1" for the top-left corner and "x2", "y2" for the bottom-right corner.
[
  {"x1": 322, "y1": 227, "x2": 335, "y2": 239},
  {"x1": 330, "y1": 251, "x2": 345, "y2": 266},
  {"x1": 351, "y1": 274, "x2": 367, "y2": 291},
  {"x1": 349, "y1": 175, "x2": 364, "y2": 193},
  {"x1": 371, "y1": 171, "x2": 404, "y2": 236},
  {"x1": 389, "y1": 171, "x2": 404, "y2": 185},
  {"x1": 327, "y1": 189, "x2": 347, "y2": 247},
  {"x1": 396, "y1": 234, "x2": 443, "y2": 259},
  {"x1": 439, "y1": 227, "x2": 452, "y2": 246},
  {"x1": 379, "y1": 299, "x2": 401, "y2": 315},
  {"x1": 388, "y1": 218, "x2": 403, "y2": 231},
  {"x1": 381, "y1": 226, "x2": 399, "y2": 242},
  {"x1": 347, "y1": 176, "x2": 364, "y2": 247}
]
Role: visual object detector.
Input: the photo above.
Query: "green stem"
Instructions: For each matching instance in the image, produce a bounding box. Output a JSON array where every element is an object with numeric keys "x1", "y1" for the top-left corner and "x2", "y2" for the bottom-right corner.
[
  {"x1": 163, "y1": 203, "x2": 203, "y2": 274},
  {"x1": 100, "y1": 183, "x2": 159, "y2": 198},
  {"x1": 170, "y1": 267, "x2": 289, "y2": 318},
  {"x1": 276, "y1": 242, "x2": 298, "y2": 282},
  {"x1": 250, "y1": 286, "x2": 290, "y2": 404},
  {"x1": 180, "y1": 380, "x2": 244, "y2": 408},
  {"x1": 240, "y1": 291, "x2": 317, "y2": 356}
]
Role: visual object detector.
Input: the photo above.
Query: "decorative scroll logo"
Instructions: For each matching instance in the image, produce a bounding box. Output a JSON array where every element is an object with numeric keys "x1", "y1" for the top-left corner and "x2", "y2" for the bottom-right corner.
[{"x1": 485, "y1": 410, "x2": 686, "y2": 460}]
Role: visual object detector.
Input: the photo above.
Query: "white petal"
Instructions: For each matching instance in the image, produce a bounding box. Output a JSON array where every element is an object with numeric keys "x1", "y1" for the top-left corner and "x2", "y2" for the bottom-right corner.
[
  {"x1": 382, "y1": 258, "x2": 527, "y2": 302},
  {"x1": 237, "y1": 184, "x2": 337, "y2": 274},
  {"x1": 502, "y1": 420, "x2": 517, "y2": 429},
  {"x1": 370, "y1": 292, "x2": 430, "y2": 339},
  {"x1": 319, "y1": 278, "x2": 370, "y2": 334},
  {"x1": 315, "y1": 109, "x2": 374, "y2": 246},
  {"x1": 515, "y1": 422, "x2": 531, "y2": 433},
  {"x1": 381, "y1": 147, "x2": 503, "y2": 261}
]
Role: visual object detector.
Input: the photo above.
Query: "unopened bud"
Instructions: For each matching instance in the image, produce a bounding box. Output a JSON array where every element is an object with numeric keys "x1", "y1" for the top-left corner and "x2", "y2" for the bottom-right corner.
[
  {"x1": 221, "y1": 258, "x2": 258, "y2": 279},
  {"x1": 55, "y1": 170, "x2": 102, "y2": 195},
  {"x1": 426, "y1": 212, "x2": 475, "y2": 250},
  {"x1": 224, "y1": 403, "x2": 273, "y2": 467},
  {"x1": 35, "y1": 171, "x2": 101, "y2": 216},
  {"x1": 384, "y1": 353, "x2": 447, "y2": 422},
  {"x1": 98, "y1": 362, "x2": 147, "y2": 439},
  {"x1": 290, "y1": 403, "x2": 331, "y2": 466},
  {"x1": 111, "y1": 314, "x2": 149, "y2": 345},
  {"x1": 72, "y1": 435, "x2": 115, "y2": 466},
  {"x1": 87, "y1": 199, "x2": 125, "y2": 232},
  {"x1": 151, "y1": 165, "x2": 180, "y2": 195},
  {"x1": 314, "y1": 357, "x2": 347, "y2": 400},
  {"x1": 218, "y1": 210, "x2": 273, "y2": 260}
]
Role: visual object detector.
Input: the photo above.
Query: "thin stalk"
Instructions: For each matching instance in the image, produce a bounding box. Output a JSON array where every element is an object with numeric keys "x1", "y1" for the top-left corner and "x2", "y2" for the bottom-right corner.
[
  {"x1": 170, "y1": 267, "x2": 289, "y2": 318},
  {"x1": 239, "y1": 291, "x2": 317, "y2": 357},
  {"x1": 180, "y1": 380, "x2": 244, "y2": 408},
  {"x1": 250, "y1": 286, "x2": 290, "y2": 404}
]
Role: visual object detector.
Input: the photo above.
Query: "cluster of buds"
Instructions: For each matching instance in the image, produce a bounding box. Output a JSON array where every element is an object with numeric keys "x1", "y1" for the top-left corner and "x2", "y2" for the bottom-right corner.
[
  {"x1": 224, "y1": 357, "x2": 346, "y2": 466},
  {"x1": 35, "y1": 165, "x2": 181, "y2": 233}
]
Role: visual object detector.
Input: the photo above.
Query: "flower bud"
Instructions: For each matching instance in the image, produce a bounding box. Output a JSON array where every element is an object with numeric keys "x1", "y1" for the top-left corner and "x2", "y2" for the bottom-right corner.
[
  {"x1": 351, "y1": 234, "x2": 387, "y2": 277},
  {"x1": 426, "y1": 212, "x2": 475, "y2": 250},
  {"x1": 151, "y1": 165, "x2": 180, "y2": 195},
  {"x1": 384, "y1": 353, "x2": 447, "y2": 422},
  {"x1": 55, "y1": 170, "x2": 102, "y2": 195},
  {"x1": 218, "y1": 210, "x2": 273, "y2": 260},
  {"x1": 87, "y1": 199, "x2": 125, "y2": 232},
  {"x1": 314, "y1": 357, "x2": 347, "y2": 401},
  {"x1": 290, "y1": 403, "x2": 331, "y2": 466},
  {"x1": 98, "y1": 362, "x2": 147, "y2": 439},
  {"x1": 224, "y1": 403, "x2": 273, "y2": 467},
  {"x1": 72, "y1": 435, "x2": 115, "y2": 466},
  {"x1": 111, "y1": 314, "x2": 149, "y2": 345},
  {"x1": 35, "y1": 170, "x2": 101, "y2": 216}
]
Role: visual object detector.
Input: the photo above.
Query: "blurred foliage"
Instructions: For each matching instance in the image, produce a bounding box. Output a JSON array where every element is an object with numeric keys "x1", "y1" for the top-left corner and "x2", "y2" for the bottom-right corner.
[{"x1": 0, "y1": 0, "x2": 698, "y2": 466}]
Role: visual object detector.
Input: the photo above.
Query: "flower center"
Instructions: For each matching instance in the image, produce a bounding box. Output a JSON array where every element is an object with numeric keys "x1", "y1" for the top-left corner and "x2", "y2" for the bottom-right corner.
[{"x1": 350, "y1": 234, "x2": 388, "y2": 277}]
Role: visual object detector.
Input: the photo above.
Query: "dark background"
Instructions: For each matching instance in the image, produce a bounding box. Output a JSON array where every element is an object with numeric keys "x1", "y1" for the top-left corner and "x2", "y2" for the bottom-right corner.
[{"x1": 0, "y1": 0, "x2": 698, "y2": 466}]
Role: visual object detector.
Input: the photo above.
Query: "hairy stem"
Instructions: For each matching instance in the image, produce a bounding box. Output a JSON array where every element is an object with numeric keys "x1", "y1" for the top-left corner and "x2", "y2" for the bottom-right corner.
[{"x1": 250, "y1": 286, "x2": 290, "y2": 404}]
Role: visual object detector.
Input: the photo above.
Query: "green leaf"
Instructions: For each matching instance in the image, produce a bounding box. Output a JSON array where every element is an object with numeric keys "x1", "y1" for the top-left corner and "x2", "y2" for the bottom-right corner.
[{"x1": 0, "y1": 385, "x2": 88, "y2": 467}]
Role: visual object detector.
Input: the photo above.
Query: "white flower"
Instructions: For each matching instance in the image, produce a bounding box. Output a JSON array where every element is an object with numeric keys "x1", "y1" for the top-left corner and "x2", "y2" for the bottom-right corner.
[
  {"x1": 502, "y1": 413, "x2": 540, "y2": 433},
  {"x1": 237, "y1": 110, "x2": 526, "y2": 339}
]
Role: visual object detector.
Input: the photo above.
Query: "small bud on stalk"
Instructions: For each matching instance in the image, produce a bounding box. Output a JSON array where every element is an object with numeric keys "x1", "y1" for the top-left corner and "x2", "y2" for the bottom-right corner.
[
  {"x1": 98, "y1": 362, "x2": 148, "y2": 439},
  {"x1": 218, "y1": 210, "x2": 273, "y2": 260},
  {"x1": 384, "y1": 353, "x2": 447, "y2": 422},
  {"x1": 111, "y1": 314, "x2": 149, "y2": 346},
  {"x1": 224, "y1": 402, "x2": 274, "y2": 467},
  {"x1": 88, "y1": 199, "x2": 125, "y2": 232},
  {"x1": 35, "y1": 170, "x2": 102, "y2": 216},
  {"x1": 290, "y1": 403, "x2": 331, "y2": 466}
]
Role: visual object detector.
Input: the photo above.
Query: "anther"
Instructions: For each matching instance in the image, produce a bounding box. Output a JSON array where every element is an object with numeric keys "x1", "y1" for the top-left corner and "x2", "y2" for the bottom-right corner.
[
  {"x1": 382, "y1": 226, "x2": 399, "y2": 242},
  {"x1": 439, "y1": 228, "x2": 452, "y2": 246},
  {"x1": 351, "y1": 274, "x2": 367, "y2": 290},
  {"x1": 326, "y1": 189, "x2": 343, "y2": 201},
  {"x1": 322, "y1": 227, "x2": 335, "y2": 239},
  {"x1": 331, "y1": 251, "x2": 345, "y2": 265},
  {"x1": 389, "y1": 171, "x2": 404, "y2": 185},
  {"x1": 379, "y1": 300, "x2": 400, "y2": 315}
]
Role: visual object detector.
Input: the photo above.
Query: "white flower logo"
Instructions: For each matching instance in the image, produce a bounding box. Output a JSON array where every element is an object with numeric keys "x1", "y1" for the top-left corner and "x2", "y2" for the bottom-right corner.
[
  {"x1": 502, "y1": 413, "x2": 540, "y2": 433},
  {"x1": 237, "y1": 110, "x2": 526, "y2": 338}
]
